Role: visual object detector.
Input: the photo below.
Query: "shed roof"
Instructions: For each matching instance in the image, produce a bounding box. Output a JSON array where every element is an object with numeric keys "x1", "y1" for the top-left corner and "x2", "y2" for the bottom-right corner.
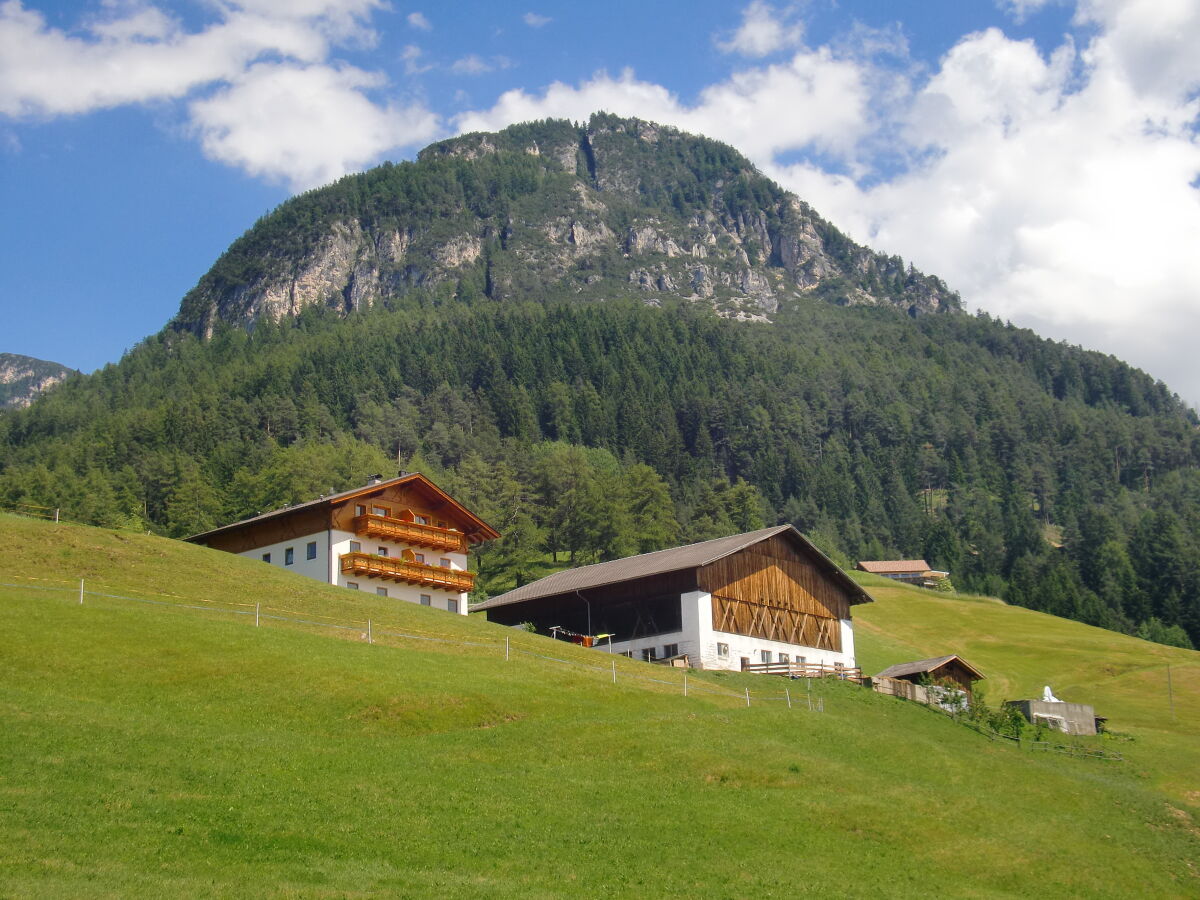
[
  {"x1": 874, "y1": 655, "x2": 985, "y2": 681},
  {"x1": 186, "y1": 472, "x2": 499, "y2": 544},
  {"x1": 856, "y1": 559, "x2": 934, "y2": 574},
  {"x1": 471, "y1": 525, "x2": 873, "y2": 612}
]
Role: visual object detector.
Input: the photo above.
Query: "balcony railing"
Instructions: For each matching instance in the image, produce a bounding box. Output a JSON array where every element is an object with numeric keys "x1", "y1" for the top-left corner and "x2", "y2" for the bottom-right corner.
[
  {"x1": 340, "y1": 551, "x2": 474, "y2": 592},
  {"x1": 741, "y1": 662, "x2": 863, "y2": 683},
  {"x1": 352, "y1": 514, "x2": 467, "y2": 552}
]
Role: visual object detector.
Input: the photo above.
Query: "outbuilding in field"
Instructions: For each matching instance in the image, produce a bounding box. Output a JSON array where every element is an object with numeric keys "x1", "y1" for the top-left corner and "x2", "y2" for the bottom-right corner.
[{"x1": 871, "y1": 655, "x2": 985, "y2": 710}]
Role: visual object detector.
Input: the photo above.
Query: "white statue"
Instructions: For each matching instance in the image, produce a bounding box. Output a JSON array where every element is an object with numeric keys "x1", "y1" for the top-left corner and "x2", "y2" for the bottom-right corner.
[{"x1": 1042, "y1": 685, "x2": 1062, "y2": 703}]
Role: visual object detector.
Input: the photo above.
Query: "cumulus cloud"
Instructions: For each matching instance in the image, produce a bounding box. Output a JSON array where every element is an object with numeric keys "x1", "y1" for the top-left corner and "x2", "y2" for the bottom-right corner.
[
  {"x1": 189, "y1": 62, "x2": 439, "y2": 189},
  {"x1": 523, "y1": 12, "x2": 550, "y2": 28},
  {"x1": 0, "y1": 0, "x2": 436, "y2": 190},
  {"x1": 406, "y1": 11, "x2": 430, "y2": 31},
  {"x1": 717, "y1": 1, "x2": 803, "y2": 57}
]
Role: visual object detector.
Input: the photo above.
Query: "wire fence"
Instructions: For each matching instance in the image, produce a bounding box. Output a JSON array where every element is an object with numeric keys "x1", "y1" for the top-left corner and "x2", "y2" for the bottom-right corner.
[
  {"x1": 0, "y1": 575, "x2": 842, "y2": 712},
  {"x1": 0, "y1": 501, "x2": 61, "y2": 522}
]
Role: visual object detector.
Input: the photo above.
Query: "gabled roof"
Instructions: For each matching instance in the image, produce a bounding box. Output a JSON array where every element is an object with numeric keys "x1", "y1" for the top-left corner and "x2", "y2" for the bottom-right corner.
[
  {"x1": 874, "y1": 655, "x2": 985, "y2": 681},
  {"x1": 186, "y1": 473, "x2": 499, "y2": 544},
  {"x1": 471, "y1": 525, "x2": 873, "y2": 612},
  {"x1": 857, "y1": 559, "x2": 934, "y2": 574}
]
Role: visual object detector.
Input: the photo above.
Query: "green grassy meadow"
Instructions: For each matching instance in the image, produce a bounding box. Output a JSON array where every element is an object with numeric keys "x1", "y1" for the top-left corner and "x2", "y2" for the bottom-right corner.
[{"x1": 1, "y1": 514, "x2": 1198, "y2": 897}]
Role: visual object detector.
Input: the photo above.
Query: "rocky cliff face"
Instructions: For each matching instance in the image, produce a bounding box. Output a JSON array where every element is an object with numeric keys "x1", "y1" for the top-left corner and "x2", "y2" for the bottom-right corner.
[
  {"x1": 175, "y1": 115, "x2": 958, "y2": 337},
  {"x1": 0, "y1": 353, "x2": 74, "y2": 408}
]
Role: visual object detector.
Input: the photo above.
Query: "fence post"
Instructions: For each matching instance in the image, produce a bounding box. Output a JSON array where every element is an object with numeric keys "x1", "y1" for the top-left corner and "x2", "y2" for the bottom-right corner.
[
  {"x1": 786, "y1": 687, "x2": 792, "y2": 709},
  {"x1": 506, "y1": 636, "x2": 510, "y2": 661},
  {"x1": 612, "y1": 659, "x2": 617, "y2": 684},
  {"x1": 745, "y1": 688, "x2": 751, "y2": 708},
  {"x1": 54, "y1": 508, "x2": 60, "y2": 524},
  {"x1": 1167, "y1": 664, "x2": 1175, "y2": 718},
  {"x1": 255, "y1": 603, "x2": 260, "y2": 627},
  {"x1": 79, "y1": 579, "x2": 84, "y2": 605},
  {"x1": 368, "y1": 619, "x2": 373, "y2": 644},
  {"x1": 683, "y1": 672, "x2": 688, "y2": 697}
]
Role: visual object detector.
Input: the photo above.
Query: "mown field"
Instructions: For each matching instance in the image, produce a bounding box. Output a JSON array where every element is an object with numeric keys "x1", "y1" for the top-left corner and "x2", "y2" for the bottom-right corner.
[{"x1": 1, "y1": 514, "x2": 1197, "y2": 897}]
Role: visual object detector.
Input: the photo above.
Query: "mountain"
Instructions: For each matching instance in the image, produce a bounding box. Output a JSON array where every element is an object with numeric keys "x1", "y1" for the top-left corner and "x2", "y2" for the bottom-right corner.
[
  {"x1": 0, "y1": 353, "x2": 74, "y2": 409},
  {"x1": 174, "y1": 114, "x2": 957, "y2": 338},
  {"x1": 2, "y1": 115, "x2": 1199, "y2": 650}
]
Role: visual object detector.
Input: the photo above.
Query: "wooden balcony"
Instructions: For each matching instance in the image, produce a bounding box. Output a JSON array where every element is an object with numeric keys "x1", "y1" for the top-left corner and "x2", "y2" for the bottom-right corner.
[
  {"x1": 352, "y1": 514, "x2": 467, "y2": 552},
  {"x1": 340, "y1": 551, "x2": 474, "y2": 592}
]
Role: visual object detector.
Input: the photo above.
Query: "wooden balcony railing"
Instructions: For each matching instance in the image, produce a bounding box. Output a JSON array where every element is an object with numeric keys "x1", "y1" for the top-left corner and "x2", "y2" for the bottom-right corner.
[
  {"x1": 352, "y1": 514, "x2": 467, "y2": 552},
  {"x1": 741, "y1": 662, "x2": 863, "y2": 683},
  {"x1": 340, "y1": 552, "x2": 474, "y2": 592}
]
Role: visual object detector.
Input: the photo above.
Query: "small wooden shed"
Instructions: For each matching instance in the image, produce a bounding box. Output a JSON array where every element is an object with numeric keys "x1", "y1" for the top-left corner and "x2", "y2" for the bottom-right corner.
[{"x1": 873, "y1": 655, "x2": 985, "y2": 696}]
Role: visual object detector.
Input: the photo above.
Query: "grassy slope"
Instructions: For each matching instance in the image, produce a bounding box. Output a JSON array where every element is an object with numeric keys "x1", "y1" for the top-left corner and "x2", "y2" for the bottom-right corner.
[{"x1": 1, "y1": 514, "x2": 1198, "y2": 898}]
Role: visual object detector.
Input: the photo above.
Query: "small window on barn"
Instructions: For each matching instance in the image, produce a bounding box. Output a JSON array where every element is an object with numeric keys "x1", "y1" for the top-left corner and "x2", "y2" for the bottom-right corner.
[
  {"x1": 760, "y1": 650, "x2": 771, "y2": 663},
  {"x1": 778, "y1": 653, "x2": 790, "y2": 664},
  {"x1": 662, "y1": 643, "x2": 679, "y2": 658},
  {"x1": 376, "y1": 587, "x2": 388, "y2": 597},
  {"x1": 306, "y1": 541, "x2": 317, "y2": 560},
  {"x1": 284, "y1": 547, "x2": 294, "y2": 566},
  {"x1": 346, "y1": 582, "x2": 358, "y2": 590},
  {"x1": 261, "y1": 552, "x2": 271, "y2": 564},
  {"x1": 355, "y1": 504, "x2": 366, "y2": 516},
  {"x1": 448, "y1": 598, "x2": 459, "y2": 614},
  {"x1": 620, "y1": 651, "x2": 634, "y2": 658},
  {"x1": 378, "y1": 547, "x2": 388, "y2": 556},
  {"x1": 642, "y1": 648, "x2": 655, "y2": 662},
  {"x1": 349, "y1": 541, "x2": 361, "y2": 553},
  {"x1": 716, "y1": 642, "x2": 729, "y2": 658},
  {"x1": 420, "y1": 594, "x2": 431, "y2": 606},
  {"x1": 439, "y1": 557, "x2": 451, "y2": 568}
]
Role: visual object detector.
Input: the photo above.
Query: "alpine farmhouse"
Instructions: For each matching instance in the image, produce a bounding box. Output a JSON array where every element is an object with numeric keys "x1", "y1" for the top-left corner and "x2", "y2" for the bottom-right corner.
[
  {"x1": 472, "y1": 525, "x2": 873, "y2": 670},
  {"x1": 187, "y1": 474, "x2": 498, "y2": 614}
]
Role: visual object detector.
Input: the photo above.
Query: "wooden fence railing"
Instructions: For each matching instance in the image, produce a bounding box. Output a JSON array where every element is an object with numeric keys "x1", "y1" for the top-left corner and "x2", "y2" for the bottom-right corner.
[{"x1": 741, "y1": 661, "x2": 863, "y2": 683}]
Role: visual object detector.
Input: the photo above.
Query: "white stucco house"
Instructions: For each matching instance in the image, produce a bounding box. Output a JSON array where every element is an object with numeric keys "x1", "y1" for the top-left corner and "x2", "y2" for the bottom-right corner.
[
  {"x1": 187, "y1": 473, "x2": 499, "y2": 614},
  {"x1": 471, "y1": 525, "x2": 872, "y2": 671}
]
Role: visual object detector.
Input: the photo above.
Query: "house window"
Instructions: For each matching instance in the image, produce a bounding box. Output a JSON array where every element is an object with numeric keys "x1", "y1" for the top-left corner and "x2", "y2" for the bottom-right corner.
[
  {"x1": 306, "y1": 541, "x2": 317, "y2": 560},
  {"x1": 355, "y1": 504, "x2": 366, "y2": 516},
  {"x1": 440, "y1": 557, "x2": 452, "y2": 568},
  {"x1": 642, "y1": 648, "x2": 655, "y2": 661},
  {"x1": 376, "y1": 587, "x2": 388, "y2": 597},
  {"x1": 420, "y1": 594, "x2": 431, "y2": 606},
  {"x1": 620, "y1": 650, "x2": 634, "y2": 658},
  {"x1": 349, "y1": 541, "x2": 361, "y2": 553},
  {"x1": 779, "y1": 653, "x2": 790, "y2": 664},
  {"x1": 414, "y1": 552, "x2": 425, "y2": 564},
  {"x1": 416, "y1": 515, "x2": 429, "y2": 525},
  {"x1": 347, "y1": 582, "x2": 358, "y2": 590},
  {"x1": 716, "y1": 642, "x2": 729, "y2": 658},
  {"x1": 436, "y1": 520, "x2": 446, "y2": 529},
  {"x1": 284, "y1": 547, "x2": 294, "y2": 566},
  {"x1": 761, "y1": 650, "x2": 772, "y2": 663},
  {"x1": 372, "y1": 506, "x2": 388, "y2": 517},
  {"x1": 662, "y1": 643, "x2": 679, "y2": 658},
  {"x1": 448, "y1": 598, "x2": 459, "y2": 614},
  {"x1": 378, "y1": 547, "x2": 388, "y2": 556},
  {"x1": 261, "y1": 552, "x2": 271, "y2": 563}
]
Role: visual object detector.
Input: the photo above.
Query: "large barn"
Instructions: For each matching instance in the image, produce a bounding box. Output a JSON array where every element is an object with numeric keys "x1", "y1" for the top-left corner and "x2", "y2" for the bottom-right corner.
[{"x1": 472, "y1": 525, "x2": 873, "y2": 670}]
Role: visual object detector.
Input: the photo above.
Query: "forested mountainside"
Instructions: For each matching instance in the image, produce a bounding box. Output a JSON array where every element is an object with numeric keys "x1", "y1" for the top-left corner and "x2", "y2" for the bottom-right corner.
[
  {"x1": 0, "y1": 353, "x2": 74, "y2": 409},
  {"x1": 174, "y1": 114, "x2": 956, "y2": 337},
  {"x1": 1, "y1": 115, "x2": 1197, "y2": 649}
]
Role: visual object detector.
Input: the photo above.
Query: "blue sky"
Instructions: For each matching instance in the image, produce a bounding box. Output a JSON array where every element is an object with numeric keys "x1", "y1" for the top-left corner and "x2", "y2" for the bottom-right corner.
[{"x1": 2, "y1": 0, "x2": 1199, "y2": 406}]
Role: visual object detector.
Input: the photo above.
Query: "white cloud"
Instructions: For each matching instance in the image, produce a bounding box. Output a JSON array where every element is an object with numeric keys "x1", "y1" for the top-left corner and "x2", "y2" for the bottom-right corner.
[
  {"x1": 717, "y1": 1, "x2": 803, "y2": 58},
  {"x1": 401, "y1": 43, "x2": 430, "y2": 75},
  {"x1": 451, "y1": 54, "x2": 511, "y2": 76},
  {"x1": 406, "y1": 11, "x2": 430, "y2": 31},
  {"x1": 189, "y1": 62, "x2": 439, "y2": 190},
  {"x1": 523, "y1": 12, "x2": 550, "y2": 28},
  {"x1": 0, "y1": 0, "x2": 435, "y2": 191}
]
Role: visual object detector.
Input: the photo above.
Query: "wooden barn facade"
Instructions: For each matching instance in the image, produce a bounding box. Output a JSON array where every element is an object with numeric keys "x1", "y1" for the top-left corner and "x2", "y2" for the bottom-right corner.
[
  {"x1": 472, "y1": 525, "x2": 873, "y2": 670},
  {"x1": 187, "y1": 473, "x2": 498, "y2": 614}
]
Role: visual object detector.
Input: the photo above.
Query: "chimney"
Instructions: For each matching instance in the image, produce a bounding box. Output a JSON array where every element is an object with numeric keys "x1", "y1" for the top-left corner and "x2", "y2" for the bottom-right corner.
[{"x1": 367, "y1": 473, "x2": 383, "y2": 486}]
